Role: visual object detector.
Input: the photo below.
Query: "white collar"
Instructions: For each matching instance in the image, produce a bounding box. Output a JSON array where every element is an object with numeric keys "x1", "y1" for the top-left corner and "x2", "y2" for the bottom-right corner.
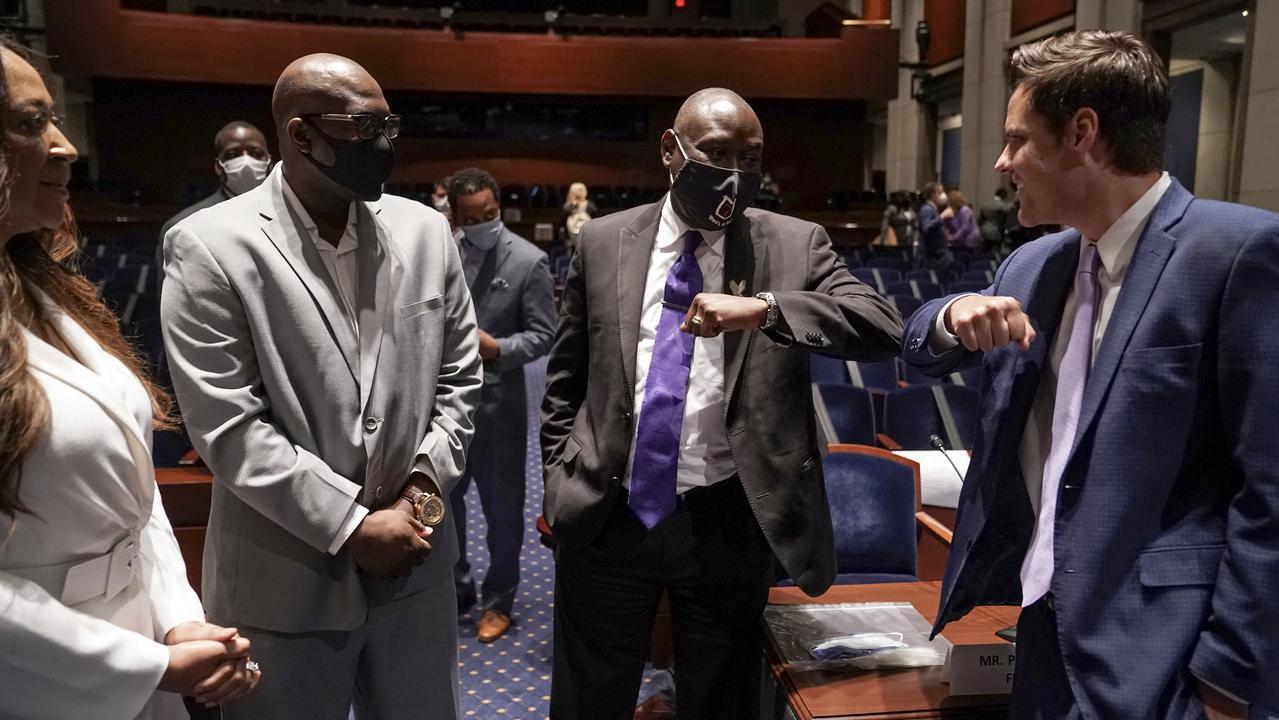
[
  {"x1": 659, "y1": 196, "x2": 726, "y2": 257},
  {"x1": 1088, "y1": 172, "x2": 1171, "y2": 278},
  {"x1": 280, "y1": 173, "x2": 359, "y2": 252}
]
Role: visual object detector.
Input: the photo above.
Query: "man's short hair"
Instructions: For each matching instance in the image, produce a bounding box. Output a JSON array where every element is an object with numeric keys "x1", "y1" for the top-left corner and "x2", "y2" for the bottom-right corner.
[
  {"x1": 1009, "y1": 30, "x2": 1170, "y2": 176},
  {"x1": 995, "y1": 187, "x2": 1009, "y2": 200},
  {"x1": 447, "y1": 167, "x2": 500, "y2": 214},
  {"x1": 921, "y1": 181, "x2": 943, "y2": 200}
]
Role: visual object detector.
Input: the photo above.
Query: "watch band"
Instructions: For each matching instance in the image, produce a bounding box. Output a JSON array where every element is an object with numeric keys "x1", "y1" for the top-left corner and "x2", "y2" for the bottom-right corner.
[{"x1": 755, "y1": 291, "x2": 779, "y2": 330}]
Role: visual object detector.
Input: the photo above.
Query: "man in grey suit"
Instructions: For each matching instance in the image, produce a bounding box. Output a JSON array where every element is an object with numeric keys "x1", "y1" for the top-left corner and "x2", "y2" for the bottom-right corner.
[
  {"x1": 541, "y1": 88, "x2": 902, "y2": 718},
  {"x1": 446, "y1": 167, "x2": 555, "y2": 642},
  {"x1": 161, "y1": 54, "x2": 481, "y2": 720}
]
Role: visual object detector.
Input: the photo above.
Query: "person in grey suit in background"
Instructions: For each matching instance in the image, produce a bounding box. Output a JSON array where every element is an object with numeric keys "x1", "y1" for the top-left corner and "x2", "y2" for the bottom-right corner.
[
  {"x1": 446, "y1": 167, "x2": 556, "y2": 643},
  {"x1": 161, "y1": 53, "x2": 481, "y2": 720}
]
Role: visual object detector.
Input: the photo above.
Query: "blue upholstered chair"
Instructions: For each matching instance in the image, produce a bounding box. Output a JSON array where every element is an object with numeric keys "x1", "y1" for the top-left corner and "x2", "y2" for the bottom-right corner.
[
  {"x1": 778, "y1": 445, "x2": 953, "y2": 585},
  {"x1": 809, "y1": 352, "x2": 850, "y2": 385},
  {"x1": 812, "y1": 383, "x2": 877, "y2": 446},
  {"x1": 878, "y1": 384, "x2": 980, "y2": 450}
]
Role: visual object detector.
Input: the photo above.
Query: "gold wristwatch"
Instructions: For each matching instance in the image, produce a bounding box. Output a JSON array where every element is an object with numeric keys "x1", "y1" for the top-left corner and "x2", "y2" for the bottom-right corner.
[{"x1": 400, "y1": 486, "x2": 446, "y2": 526}]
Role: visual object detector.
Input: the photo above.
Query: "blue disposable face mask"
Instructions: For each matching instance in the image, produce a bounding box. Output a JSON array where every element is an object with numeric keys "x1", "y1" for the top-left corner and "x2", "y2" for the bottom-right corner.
[{"x1": 462, "y1": 217, "x2": 502, "y2": 250}]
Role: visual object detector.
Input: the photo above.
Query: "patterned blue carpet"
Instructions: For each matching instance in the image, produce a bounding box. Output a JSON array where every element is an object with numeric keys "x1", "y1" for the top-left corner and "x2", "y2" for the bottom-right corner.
[{"x1": 455, "y1": 357, "x2": 556, "y2": 719}]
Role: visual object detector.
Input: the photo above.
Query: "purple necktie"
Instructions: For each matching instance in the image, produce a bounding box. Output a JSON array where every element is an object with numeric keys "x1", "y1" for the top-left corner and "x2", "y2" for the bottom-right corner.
[
  {"x1": 1021, "y1": 242, "x2": 1100, "y2": 606},
  {"x1": 629, "y1": 230, "x2": 704, "y2": 528}
]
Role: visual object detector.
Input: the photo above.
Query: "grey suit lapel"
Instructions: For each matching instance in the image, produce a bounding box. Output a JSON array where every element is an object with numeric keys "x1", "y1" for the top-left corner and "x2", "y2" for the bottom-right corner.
[
  {"x1": 1073, "y1": 182, "x2": 1190, "y2": 449},
  {"x1": 467, "y1": 232, "x2": 513, "y2": 307},
  {"x1": 617, "y1": 203, "x2": 663, "y2": 395},
  {"x1": 357, "y1": 200, "x2": 396, "y2": 415},
  {"x1": 722, "y1": 215, "x2": 759, "y2": 414},
  {"x1": 259, "y1": 175, "x2": 359, "y2": 383}
]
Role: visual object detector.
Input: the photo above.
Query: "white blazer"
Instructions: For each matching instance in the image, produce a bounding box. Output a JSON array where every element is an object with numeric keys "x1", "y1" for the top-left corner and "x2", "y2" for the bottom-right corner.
[{"x1": 0, "y1": 292, "x2": 204, "y2": 720}]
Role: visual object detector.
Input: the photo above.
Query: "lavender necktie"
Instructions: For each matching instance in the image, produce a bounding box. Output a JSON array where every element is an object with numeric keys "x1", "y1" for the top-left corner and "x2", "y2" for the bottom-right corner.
[
  {"x1": 629, "y1": 230, "x2": 704, "y2": 528},
  {"x1": 1021, "y1": 242, "x2": 1100, "y2": 606}
]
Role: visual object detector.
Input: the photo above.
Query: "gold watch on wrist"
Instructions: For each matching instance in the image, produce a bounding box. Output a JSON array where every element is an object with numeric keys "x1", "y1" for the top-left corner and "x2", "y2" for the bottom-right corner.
[{"x1": 400, "y1": 486, "x2": 446, "y2": 526}]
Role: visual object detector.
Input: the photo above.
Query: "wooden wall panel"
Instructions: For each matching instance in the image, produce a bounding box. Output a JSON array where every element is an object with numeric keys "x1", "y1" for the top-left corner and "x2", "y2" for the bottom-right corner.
[
  {"x1": 45, "y1": 3, "x2": 899, "y2": 101},
  {"x1": 1011, "y1": 0, "x2": 1076, "y2": 37},
  {"x1": 924, "y1": 0, "x2": 966, "y2": 66}
]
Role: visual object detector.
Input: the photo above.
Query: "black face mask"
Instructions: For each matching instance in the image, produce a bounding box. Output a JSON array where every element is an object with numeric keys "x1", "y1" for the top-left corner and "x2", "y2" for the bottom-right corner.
[
  {"x1": 302, "y1": 121, "x2": 395, "y2": 201},
  {"x1": 668, "y1": 133, "x2": 762, "y2": 230}
]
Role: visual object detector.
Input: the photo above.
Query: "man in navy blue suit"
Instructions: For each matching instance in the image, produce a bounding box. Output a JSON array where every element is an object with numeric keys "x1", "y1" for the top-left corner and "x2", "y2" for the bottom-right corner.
[{"x1": 901, "y1": 31, "x2": 1277, "y2": 719}]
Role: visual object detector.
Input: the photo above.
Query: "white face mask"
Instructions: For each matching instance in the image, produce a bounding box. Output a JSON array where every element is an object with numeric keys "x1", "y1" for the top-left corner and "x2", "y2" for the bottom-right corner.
[
  {"x1": 219, "y1": 155, "x2": 271, "y2": 196},
  {"x1": 936, "y1": 192, "x2": 949, "y2": 208},
  {"x1": 462, "y1": 217, "x2": 503, "y2": 251}
]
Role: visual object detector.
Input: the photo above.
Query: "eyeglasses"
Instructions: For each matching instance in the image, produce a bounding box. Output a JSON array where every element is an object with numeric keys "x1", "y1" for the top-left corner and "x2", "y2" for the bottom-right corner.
[{"x1": 300, "y1": 113, "x2": 402, "y2": 140}]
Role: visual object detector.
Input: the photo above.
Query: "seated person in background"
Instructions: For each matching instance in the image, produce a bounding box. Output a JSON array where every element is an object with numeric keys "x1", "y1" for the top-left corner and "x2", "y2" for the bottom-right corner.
[
  {"x1": 978, "y1": 186, "x2": 1011, "y2": 249},
  {"x1": 942, "y1": 187, "x2": 981, "y2": 250},
  {"x1": 0, "y1": 40, "x2": 258, "y2": 719}
]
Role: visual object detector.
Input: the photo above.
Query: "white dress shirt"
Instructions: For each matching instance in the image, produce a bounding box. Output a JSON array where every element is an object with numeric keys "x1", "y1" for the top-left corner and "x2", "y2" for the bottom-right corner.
[
  {"x1": 280, "y1": 177, "x2": 370, "y2": 554},
  {"x1": 623, "y1": 197, "x2": 737, "y2": 494}
]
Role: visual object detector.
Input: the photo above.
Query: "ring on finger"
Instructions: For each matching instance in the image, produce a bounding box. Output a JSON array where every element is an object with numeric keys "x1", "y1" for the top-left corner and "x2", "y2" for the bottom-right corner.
[{"x1": 245, "y1": 660, "x2": 261, "y2": 674}]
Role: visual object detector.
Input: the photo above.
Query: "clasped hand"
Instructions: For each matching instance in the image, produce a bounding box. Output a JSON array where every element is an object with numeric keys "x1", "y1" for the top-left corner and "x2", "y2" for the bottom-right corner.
[
  {"x1": 161, "y1": 621, "x2": 260, "y2": 707},
  {"x1": 348, "y1": 501, "x2": 433, "y2": 578}
]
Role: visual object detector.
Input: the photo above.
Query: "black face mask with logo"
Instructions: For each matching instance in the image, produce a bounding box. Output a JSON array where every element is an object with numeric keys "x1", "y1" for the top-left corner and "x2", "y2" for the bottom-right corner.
[
  {"x1": 668, "y1": 133, "x2": 763, "y2": 230},
  {"x1": 302, "y1": 121, "x2": 395, "y2": 201}
]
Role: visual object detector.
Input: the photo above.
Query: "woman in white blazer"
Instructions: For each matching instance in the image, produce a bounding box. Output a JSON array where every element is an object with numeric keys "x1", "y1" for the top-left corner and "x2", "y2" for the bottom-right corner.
[{"x1": 0, "y1": 43, "x2": 259, "y2": 719}]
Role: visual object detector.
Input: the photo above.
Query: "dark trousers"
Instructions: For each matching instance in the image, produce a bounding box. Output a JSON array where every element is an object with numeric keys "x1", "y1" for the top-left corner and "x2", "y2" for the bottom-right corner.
[
  {"x1": 1009, "y1": 597, "x2": 1082, "y2": 720},
  {"x1": 451, "y1": 383, "x2": 527, "y2": 615},
  {"x1": 550, "y1": 478, "x2": 775, "y2": 720}
]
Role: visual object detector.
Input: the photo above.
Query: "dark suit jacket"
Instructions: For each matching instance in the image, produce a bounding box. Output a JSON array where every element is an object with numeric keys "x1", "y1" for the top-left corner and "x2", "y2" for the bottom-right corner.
[
  {"x1": 541, "y1": 200, "x2": 903, "y2": 596},
  {"x1": 901, "y1": 180, "x2": 1279, "y2": 717}
]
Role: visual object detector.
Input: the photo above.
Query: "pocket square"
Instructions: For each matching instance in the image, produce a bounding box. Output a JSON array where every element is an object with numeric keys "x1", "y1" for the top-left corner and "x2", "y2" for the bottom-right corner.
[
  {"x1": 490, "y1": 277, "x2": 510, "y2": 290},
  {"x1": 729, "y1": 280, "x2": 746, "y2": 296}
]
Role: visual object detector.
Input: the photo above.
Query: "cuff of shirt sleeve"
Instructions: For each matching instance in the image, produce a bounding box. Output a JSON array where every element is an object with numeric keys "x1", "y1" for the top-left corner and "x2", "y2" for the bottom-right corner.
[
  {"x1": 327, "y1": 501, "x2": 370, "y2": 555},
  {"x1": 929, "y1": 294, "x2": 973, "y2": 356}
]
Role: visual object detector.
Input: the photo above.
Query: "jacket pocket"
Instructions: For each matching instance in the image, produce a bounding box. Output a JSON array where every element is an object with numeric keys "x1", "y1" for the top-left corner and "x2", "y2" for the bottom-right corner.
[
  {"x1": 1138, "y1": 544, "x2": 1225, "y2": 587},
  {"x1": 401, "y1": 295, "x2": 444, "y2": 319}
]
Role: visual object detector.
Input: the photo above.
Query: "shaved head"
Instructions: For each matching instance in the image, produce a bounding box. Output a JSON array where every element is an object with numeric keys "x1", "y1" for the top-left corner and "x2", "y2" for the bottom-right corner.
[
  {"x1": 213, "y1": 121, "x2": 267, "y2": 156},
  {"x1": 672, "y1": 87, "x2": 761, "y2": 140},
  {"x1": 271, "y1": 53, "x2": 384, "y2": 130}
]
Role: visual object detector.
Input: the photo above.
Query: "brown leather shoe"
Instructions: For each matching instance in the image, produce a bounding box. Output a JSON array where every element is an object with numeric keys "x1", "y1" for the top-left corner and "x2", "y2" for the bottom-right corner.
[{"x1": 476, "y1": 610, "x2": 511, "y2": 643}]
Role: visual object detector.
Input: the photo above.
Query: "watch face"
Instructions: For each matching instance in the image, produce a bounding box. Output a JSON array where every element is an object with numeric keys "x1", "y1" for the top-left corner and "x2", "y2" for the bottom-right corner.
[{"x1": 417, "y1": 494, "x2": 446, "y2": 526}]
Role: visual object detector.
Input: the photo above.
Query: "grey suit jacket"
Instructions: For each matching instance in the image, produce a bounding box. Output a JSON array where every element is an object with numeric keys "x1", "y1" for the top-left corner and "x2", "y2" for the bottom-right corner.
[
  {"x1": 161, "y1": 166, "x2": 482, "y2": 632},
  {"x1": 461, "y1": 225, "x2": 556, "y2": 388},
  {"x1": 541, "y1": 200, "x2": 903, "y2": 596}
]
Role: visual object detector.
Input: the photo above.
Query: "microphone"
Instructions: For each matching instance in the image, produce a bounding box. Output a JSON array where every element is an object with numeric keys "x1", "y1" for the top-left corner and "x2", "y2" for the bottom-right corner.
[{"x1": 929, "y1": 434, "x2": 965, "y2": 484}]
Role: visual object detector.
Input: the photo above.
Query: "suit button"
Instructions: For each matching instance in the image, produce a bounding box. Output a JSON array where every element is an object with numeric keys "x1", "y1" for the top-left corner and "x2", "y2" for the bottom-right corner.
[
  {"x1": 364, "y1": 417, "x2": 379, "y2": 433},
  {"x1": 375, "y1": 486, "x2": 384, "y2": 499}
]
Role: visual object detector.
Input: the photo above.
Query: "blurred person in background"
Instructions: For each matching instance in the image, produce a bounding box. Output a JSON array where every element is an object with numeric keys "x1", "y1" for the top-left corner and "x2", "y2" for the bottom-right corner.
[
  {"x1": 877, "y1": 190, "x2": 918, "y2": 248},
  {"x1": 561, "y1": 181, "x2": 596, "y2": 251},
  {"x1": 943, "y1": 187, "x2": 981, "y2": 251}
]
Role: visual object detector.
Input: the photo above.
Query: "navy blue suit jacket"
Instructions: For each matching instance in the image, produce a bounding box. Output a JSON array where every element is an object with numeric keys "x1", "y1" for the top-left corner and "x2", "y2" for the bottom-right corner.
[{"x1": 901, "y1": 180, "x2": 1278, "y2": 718}]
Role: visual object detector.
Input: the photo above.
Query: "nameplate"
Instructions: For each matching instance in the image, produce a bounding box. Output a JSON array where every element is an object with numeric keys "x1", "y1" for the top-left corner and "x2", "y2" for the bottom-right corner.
[{"x1": 941, "y1": 642, "x2": 1016, "y2": 696}]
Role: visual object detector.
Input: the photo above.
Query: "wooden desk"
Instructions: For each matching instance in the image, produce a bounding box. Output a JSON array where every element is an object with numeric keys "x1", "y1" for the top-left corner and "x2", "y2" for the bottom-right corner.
[
  {"x1": 156, "y1": 467, "x2": 214, "y2": 596},
  {"x1": 763, "y1": 582, "x2": 1018, "y2": 720}
]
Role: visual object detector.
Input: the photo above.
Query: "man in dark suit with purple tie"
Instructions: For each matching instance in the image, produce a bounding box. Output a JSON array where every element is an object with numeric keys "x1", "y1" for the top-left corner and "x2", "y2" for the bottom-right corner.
[
  {"x1": 540, "y1": 88, "x2": 902, "y2": 719},
  {"x1": 900, "y1": 31, "x2": 1278, "y2": 719}
]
